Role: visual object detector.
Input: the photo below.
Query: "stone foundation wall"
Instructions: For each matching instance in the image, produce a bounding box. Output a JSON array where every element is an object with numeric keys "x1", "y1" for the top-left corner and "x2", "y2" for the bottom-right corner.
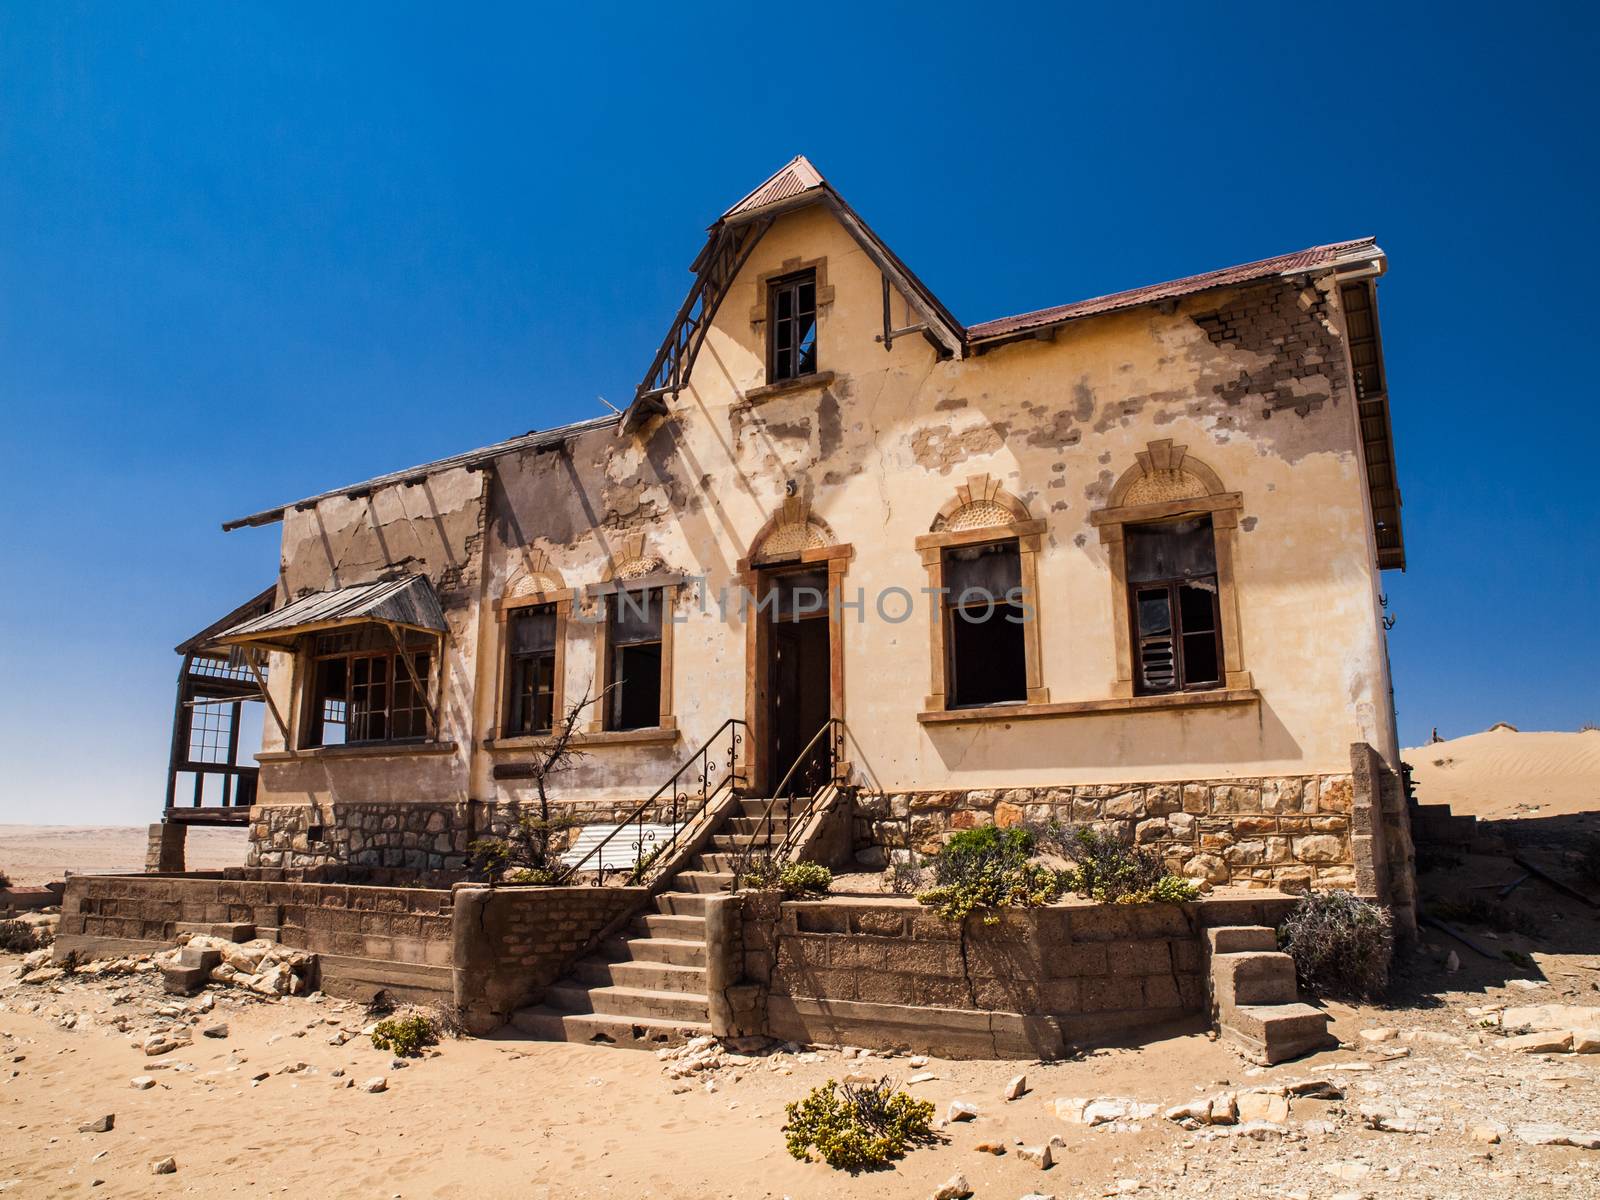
[
  {"x1": 452, "y1": 885, "x2": 646, "y2": 1032},
  {"x1": 854, "y1": 773, "x2": 1356, "y2": 894},
  {"x1": 247, "y1": 798, "x2": 686, "y2": 883},
  {"x1": 736, "y1": 893, "x2": 1296, "y2": 1057}
]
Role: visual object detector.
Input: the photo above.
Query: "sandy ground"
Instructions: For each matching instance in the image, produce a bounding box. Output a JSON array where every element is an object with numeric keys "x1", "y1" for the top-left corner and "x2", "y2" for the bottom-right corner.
[
  {"x1": 1404, "y1": 728, "x2": 1600, "y2": 820},
  {"x1": 0, "y1": 827, "x2": 247, "y2": 886}
]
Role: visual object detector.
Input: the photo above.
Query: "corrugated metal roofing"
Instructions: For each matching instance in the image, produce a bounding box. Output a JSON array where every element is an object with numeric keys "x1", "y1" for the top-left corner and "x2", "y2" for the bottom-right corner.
[
  {"x1": 213, "y1": 575, "x2": 446, "y2": 645},
  {"x1": 721, "y1": 155, "x2": 826, "y2": 221},
  {"x1": 221, "y1": 412, "x2": 620, "y2": 531},
  {"x1": 968, "y1": 238, "x2": 1380, "y2": 341}
]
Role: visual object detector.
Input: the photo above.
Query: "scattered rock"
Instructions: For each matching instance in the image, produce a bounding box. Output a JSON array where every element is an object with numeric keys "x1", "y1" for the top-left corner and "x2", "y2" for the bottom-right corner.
[
  {"x1": 1514, "y1": 1124, "x2": 1600, "y2": 1149},
  {"x1": 1471, "y1": 1122, "x2": 1506, "y2": 1144},
  {"x1": 1446, "y1": 950, "x2": 1461, "y2": 972},
  {"x1": 1235, "y1": 1091, "x2": 1289, "y2": 1123},
  {"x1": 361, "y1": 1076, "x2": 388, "y2": 1094},
  {"x1": 1357, "y1": 1027, "x2": 1398, "y2": 1044},
  {"x1": 908, "y1": 1072, "x2": 937, "y2": 1084},
  {"x1": 201, "y1": 1023, "x2": 229, "y2": 1039},
  {"x1": 149, "y1": 1157, "x2": 176, "y2": 1175},
  {"x1": 77, "y1": 1115, "x2": 114, "y2": 1134},
  {"x1": 1015, "y1": 1143, "x2": 1053, "y2": 1169},
  {"x1": 1501, "y1": 1030, "x2": 1573, "y2": 1054},
  {"x1": 1004, "y1": 1073, "x2": 1028, "y2": 1101},
  {"x1": 1057, "y1": 1096, "x2": 1159, "y2": 1127},
  {"x1": 130, "y1": 1076, "x2": 155, "y2": 1090},
  {"x1": 947, "y1": 1099, "x2": 978, "y2": 1122},
  {"x1": 907, "y1": 1055, "x2": 929, "y2": 1068},
  {"x1": 973, "y1": 1141, "x2": 1005, "y2": 1155},
  {"x1": 930, "y1": 1173, "x2": 972, "y2": 1200}
]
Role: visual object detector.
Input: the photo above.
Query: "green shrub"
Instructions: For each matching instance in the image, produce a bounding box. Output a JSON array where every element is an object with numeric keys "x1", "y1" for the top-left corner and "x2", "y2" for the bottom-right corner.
[
  {"x1": 1278, "y1": 890, "x2": 1392, "y2": 1000},
  {"x1": 1033, "y1": 822, "x2": 1199, "y2": 904},
  {"x1": 915, "y1": 825, "x2": 1070, "y2": 923},
  {"x1": 370, "y1": 1012, "x2": 440, "y2": 1057},
  {"x1": 502, "y1": 867, "x2": 559, "y2": 886},
  {"x1": 783, "y1": 1077, "x2": 935, "y2": 1171},
  {"x1": 0, "y1": 920, "x2": 45, "y2": 954},
  {"x1": 778, "y1": 861, "x2": 832, "y2": 897}
]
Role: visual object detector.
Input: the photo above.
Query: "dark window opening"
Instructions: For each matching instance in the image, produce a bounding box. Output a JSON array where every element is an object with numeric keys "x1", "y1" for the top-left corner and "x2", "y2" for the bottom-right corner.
[
  {"x1": 607, "y1": 588, "x2": 663, "y2": 731},
  {"x1": 505, "y1": 604, "x2": 557, "y2": 735},
  {"x1": 305, "y1": 627, "x2": 432, "y2": 747},
  {"x1": 1127, "y1": 516, "x2": 1223, "y2": 695},
  {"x1": 944, "y1": 540, "x2": 1027, "y2": 708},
  {"x1": 768, "y1": 271, "x2": 818, "y2": 382}
]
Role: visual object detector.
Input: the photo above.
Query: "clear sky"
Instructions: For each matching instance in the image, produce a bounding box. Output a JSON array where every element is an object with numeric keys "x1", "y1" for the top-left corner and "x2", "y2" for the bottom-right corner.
[{"x1": 1, "y1": 3, "x2": 1596, "y2": 823}]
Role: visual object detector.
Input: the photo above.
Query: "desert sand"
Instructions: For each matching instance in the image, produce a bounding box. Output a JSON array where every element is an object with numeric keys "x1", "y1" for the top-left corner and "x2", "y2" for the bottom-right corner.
[
  {"x1": 1404, "y1": 727, "x2": 1600, "y2": 820},
  {"x1": 0, "y1": 826, "x2": 247, "y2": 886}
]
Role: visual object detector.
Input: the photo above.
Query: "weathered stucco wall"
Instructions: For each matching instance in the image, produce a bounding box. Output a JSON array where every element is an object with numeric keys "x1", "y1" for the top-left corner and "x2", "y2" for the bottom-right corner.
[{"x1": 245, "y1": 199, "x2": 1400, "y2": 890}]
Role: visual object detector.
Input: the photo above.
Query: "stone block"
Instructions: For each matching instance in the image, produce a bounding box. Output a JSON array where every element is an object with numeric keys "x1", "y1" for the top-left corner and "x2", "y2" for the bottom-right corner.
[{"x1": 1291, "y1": 835, "x2": 1345, "y2": 864}]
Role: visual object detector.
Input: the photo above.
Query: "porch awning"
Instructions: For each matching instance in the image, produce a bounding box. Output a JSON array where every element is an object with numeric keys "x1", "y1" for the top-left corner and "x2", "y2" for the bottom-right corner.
[{"x1": 211, "y1": 575, "x2": 447, "y2": 650}]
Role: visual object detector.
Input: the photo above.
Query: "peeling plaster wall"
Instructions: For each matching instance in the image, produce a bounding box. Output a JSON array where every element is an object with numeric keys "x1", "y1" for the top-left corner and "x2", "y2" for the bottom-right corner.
[{"x1": 255, "y1": 201, "x2": 1398, "y2": 829}]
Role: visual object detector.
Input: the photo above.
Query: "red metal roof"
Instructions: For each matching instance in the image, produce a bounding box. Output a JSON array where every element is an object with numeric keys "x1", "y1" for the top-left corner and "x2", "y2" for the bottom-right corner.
[
  {"x1": 721, "y1": 155, "x2": 826, "y2": 221},
  {"x1": 967, "y1": 237, "x2": 1380, "y2": 341}
]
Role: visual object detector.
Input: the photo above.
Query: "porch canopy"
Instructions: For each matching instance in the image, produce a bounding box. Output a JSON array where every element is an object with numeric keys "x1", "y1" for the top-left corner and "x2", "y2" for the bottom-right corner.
[{"x1": 211, "y1": 574, "x2": 447, "y2": 652}]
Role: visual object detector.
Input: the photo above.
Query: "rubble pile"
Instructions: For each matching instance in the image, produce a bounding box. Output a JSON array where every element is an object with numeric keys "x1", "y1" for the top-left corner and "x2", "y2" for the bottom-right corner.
[{"x1": 156, "y1": 934, "x2": 316, "y2": 998}]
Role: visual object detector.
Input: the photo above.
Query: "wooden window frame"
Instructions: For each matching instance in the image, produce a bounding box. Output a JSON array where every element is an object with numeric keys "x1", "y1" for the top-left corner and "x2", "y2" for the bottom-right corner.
[
  {"x1": 583, "y1": 578, "x2": 679, "y2": 736},
  {"x1": 1125, "y1": 549, "x2": 1226, "y2": 696},
  {"x1": 296, "y1": 626, "x2": 438, "y2": 749},
  {"x1": 767, "y1": 268, "x2": 819, "y2": 384},
  {"x1": 1090, "y1": 444, "x2": 1251, "y2": 699},
  {"x1": 916, "y1": 521, "x2": 1049, "y2": 712},
  {"x1": 492, "y1": 589, "x2": 571, "y2": 741}
]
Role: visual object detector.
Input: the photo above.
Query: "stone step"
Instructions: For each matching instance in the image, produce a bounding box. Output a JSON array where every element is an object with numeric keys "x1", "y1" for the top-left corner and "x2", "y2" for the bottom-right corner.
[
  {"x1": 574, "y1": 958, "x2": 707, "y2": 994},
  {"x1": 544, "y1": 982, "x2": 710, "y2": 1024},
  {"x1": 697, "y1": 852, "x2": 745, "y2": 873},
  {"x1": 654, "y1": 891, "x2": 710, "y2": 917},
  {"x1": 599, "y1": 936, "x2": 706, "y2": 968},
  {"x1": 728, "y1": 816, "x2": 793, "y2": 837},
  {"x1": 738, "y1": 798, "x2": 798, "y2": 818},
  {"x1": 674, "y1": 871, "x2": 735, "y2": 895},
  {"x1": 1211, "y1": 951, "x2": 1300, "y2": 1008},
  {"x1": 708, "y1": 832, "x2": 786, "y2": 852},
  {"x1": 1206, "y1": 926, "x2": 1277, "y2": 956},
  {"x1": 633, "y1": 913, "x2": 705, "y2": 938},
  {"x1": 510, "y1": 1007, "x2": 710, "y2": 1049},
  {"x1": 1222, "y1": 1002, "x2": 1336, "y2": 1065}
]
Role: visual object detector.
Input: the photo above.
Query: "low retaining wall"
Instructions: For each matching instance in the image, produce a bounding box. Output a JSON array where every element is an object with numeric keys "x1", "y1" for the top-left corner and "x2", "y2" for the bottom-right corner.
[
  {"x1": 55, "y1": 873, "x2": 642, "y2": 1023},
  {"x1": 452, "y1": 885, "x2": 646, "y2": 1032},
  {"x1": 733, "y1": 893, "x2": 1296, "y2": 1058}
]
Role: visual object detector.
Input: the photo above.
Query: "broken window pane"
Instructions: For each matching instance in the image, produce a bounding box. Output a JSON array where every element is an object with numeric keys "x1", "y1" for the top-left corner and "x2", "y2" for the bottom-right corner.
[
  {"x1": 607, "y1": 588, "x2": 663, "y2": 730},
  {"x1": 507, "y1": 604, "x2": 558, "y2": 735},
  {"x1": 944, "y1": 540, "x2": 1027, "y2": 708},
  {"x1": 769, "y1": 270, "x2": 819, "y2": 381},
  {"x1": 305, "y1": 635, "x2": 431, "y2": 747},
  {"x1": 1127, "y1": 518, "x2": 1224, "y2": 695}
]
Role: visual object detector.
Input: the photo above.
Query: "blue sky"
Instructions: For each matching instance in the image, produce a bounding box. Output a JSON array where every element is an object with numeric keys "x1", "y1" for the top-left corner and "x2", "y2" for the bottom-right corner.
[{"x1": 1, "y1": 3, "x2": 1596, "y2": 823}]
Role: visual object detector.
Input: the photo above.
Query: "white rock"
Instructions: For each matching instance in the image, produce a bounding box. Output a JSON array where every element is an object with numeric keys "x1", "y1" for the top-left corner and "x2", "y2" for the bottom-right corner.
[
  {"x1": 930, "y1": 1174, "x2": 972, "y2": 1200},
  {"x1": 946, "y1": 1099, "x2": 978, "y2": 1122},
  {"x1": 1514, "y1": 1124, "x2": 1600, "y2": 1149},
  {"x1": 361, "y1": 1076, "x2": 388, "y2": 1093},
  {"x1": 1004, "y1": 1073, "x2": 1028, "y2": 1101},
  {"x1": 907, "y1": 1055, "x2": 929, "y2": 1068},
  {"x1": 1501, "y1": 1030, "x2": 1573, "y2": 1054},
  {"x1": 908, "y1": 1072, "x2": 937, "y2": 1084},
  {"x1": 129, "y1": 1077, "x2": 155, "y2": 1090},
  {"x1": 1015, "y1": 1143, "x2": 1052, "y2": 1169},
  {"x1": 1357, "y1": 1027, "x2": 1398, "y2": 1043},
  {"x1": 1446, "y1": 950, "x2": 1460, "y2": 972},
  {"x1": 149, "y1": 1157, "x2": 176, "y2": 1175},
  {"x1": 1471, "y1": 1122, "x2": 1506, "y2": 1144}
]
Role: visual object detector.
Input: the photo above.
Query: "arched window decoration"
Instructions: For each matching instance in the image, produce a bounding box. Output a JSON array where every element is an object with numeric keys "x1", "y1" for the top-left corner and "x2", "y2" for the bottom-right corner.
[
  {"x1": 494, "y1": 550, "x2": 571, "y2": 739},
  {"x1": 915, "y1": 474, "x2": 1048, "y2": 713},
  {"x1": 1090, "y1": 440, "x2": 1251, "y2": 698}
]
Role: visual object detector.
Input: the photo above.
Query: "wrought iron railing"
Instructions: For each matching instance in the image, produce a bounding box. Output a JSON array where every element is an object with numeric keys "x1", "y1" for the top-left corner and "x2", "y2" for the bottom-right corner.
[
  {"x1": 731, "y1": 718, "x2": 846, "y2": 886},
  {"x1": 558, "y1": 718, "x2": 746, "y2": 886}
]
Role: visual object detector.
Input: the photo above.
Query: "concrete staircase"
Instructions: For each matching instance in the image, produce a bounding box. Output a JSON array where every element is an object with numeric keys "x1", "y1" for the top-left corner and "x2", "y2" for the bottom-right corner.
[
  {"x1": 511, "y1": 797, "x2": 795, "y2": 1048},
  {"x1": 1206, "y1": 925, "x2": 1336, "y2": 1065},
  {"x1": 1409, "y1": 800, "x2": 1480, "y2": 852}
]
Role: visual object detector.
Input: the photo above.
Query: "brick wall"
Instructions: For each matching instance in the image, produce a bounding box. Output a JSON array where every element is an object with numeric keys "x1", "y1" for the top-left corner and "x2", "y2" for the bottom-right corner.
[
  {"x1": 739, "y1": 894, "x2": 1295, "y2": 1057},
  {"x1": 855, "y1": 773, "x2": 1356, "y2": 894},
  {"x1": 452, "y1": 885, "x2": 646, "y2": 1032}
]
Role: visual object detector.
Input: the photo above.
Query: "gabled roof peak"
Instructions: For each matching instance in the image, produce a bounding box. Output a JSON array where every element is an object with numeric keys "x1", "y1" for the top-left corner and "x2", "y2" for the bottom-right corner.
[{"x1": 721, "y1": 155, "x2": 827, "y2": 223}]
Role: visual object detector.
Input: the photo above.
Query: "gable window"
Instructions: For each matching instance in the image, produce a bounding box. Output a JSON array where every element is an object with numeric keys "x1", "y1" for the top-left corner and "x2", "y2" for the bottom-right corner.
[
  {"x1": 1126, "y1": 516, "x2": 1223, "y2": 694},
  {"x1": 943, "y1": 540, "x2": 1028, "y2": 708},
  {"x1": 606, "y1": 588, "x2": 663, "y2": 731},
  {"x1": 768, "y1": 270, "x2": 818, "y2": 382},
  {"x1": 304, "y1": 628, "x2": 432, "y2": 747},
  {"x1": 505, "y1": 603, "x2": 558, "y2": 735}
]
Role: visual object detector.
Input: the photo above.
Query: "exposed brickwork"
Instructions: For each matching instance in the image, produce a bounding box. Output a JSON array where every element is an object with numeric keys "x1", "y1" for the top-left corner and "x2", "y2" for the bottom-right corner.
[
  {"x1": 1191, "y1": 278, "x2": 1349, "y2": 419},
  {"x1": 856, "y1": 774, "x2": 1357, "y2": 894}
]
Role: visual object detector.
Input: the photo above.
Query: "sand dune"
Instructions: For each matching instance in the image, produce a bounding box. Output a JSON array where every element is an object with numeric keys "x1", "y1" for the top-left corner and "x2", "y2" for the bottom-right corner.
[
  {"x1": 0, "y1": 825, "x2": 246, "y2": 886},
  {"x1": 1403, "y1": 727, "x2": 1600, "y2": 820}
]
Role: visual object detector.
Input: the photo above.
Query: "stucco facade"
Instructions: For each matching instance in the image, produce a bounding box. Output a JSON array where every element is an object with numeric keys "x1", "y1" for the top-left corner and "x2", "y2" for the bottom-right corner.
[{"x1": 206, "y1": 158, "x2": 1408, "y2": 902}]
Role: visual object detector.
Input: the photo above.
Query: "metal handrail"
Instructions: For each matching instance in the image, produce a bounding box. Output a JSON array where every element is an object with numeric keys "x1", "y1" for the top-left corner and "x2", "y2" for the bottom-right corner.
[
  {"x1": 558, "y1": 718, "x2": 746, "y2": 885},
  {"x1": 731, "y1": 718, "x2": 845, "y2": 886}
]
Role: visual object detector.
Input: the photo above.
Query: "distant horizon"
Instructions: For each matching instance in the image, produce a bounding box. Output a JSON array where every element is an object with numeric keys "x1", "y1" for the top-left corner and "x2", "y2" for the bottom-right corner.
[{"x1": 3, "y1": 3, "x2": 1596, "y2": 822}]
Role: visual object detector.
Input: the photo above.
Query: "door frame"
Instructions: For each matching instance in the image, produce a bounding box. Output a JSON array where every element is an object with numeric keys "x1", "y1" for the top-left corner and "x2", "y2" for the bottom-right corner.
[{"x1": 737, "y1": 543, "x2": 852, "y2": 796}]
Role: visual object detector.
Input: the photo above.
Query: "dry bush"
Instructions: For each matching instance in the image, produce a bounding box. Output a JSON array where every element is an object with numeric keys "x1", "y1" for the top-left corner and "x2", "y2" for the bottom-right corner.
[{"x1": 1278, "y1": 890, "x2": 1392, "y2": 1000}]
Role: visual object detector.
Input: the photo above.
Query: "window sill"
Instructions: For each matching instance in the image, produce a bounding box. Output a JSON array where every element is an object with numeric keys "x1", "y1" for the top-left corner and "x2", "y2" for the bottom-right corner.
[
  {"x1": 256, "y1": 741, "x2": 458, "y2": 762},
  {"x1": 917, "y1": 689, "x2": 1260, "y2": 725},
  {"x1": 743, "y1": 371, "x2": 836, "y2": 404},
  {"x1": 567, "y1": 725, "x2": 681, "y2": 748}
]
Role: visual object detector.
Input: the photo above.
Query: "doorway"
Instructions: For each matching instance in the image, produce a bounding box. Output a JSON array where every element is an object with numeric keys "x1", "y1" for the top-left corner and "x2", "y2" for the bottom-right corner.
[{"x1": 761, "y1": 566, "x2": 833, "y2": 793}]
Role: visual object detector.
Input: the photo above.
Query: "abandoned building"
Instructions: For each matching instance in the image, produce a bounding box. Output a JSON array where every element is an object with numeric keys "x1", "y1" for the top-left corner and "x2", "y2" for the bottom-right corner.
[{"x1": 59, "y1": 157, "x2": 1416, "y2": 1057}]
